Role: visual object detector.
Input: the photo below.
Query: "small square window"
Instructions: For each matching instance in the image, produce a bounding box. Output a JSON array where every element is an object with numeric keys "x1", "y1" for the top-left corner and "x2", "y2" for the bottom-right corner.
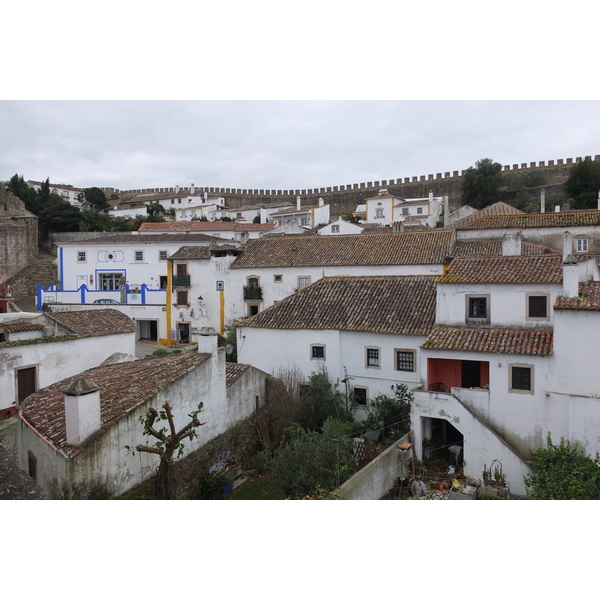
[
  {"x1": 248, "y1": 304, "x2": 259, "y2": 317},
  {"x1": 135, "y1": 251, "x2": 144, "y2": 262},
  {"x1": 528, "y1": 295, "x2": 548, "y2": 319},
  {"x1": 159, "y1": 250, "x2": 168, "y2": 261},
  {"x1": 396, "y1": 349, "x2": 415, "y2": 372},
  {"x1": 576, "y1": 239, "x2": 589, "y2": 253},
  {"x1": 417, "y1": 207, "x2": 423, "y2": 215},
  {"x1": 352, "y1": 387, "x2": 368, "y2": 406},
  {"x1": 510, "y1": 365, "x2": 533, "y2": 393},
  {"x1": 331, "y1": 225, "x2": 340, "y2": 233},
  {"x1": 469, "y1": 297, "x2": 487, "y2": 318},
  {"x1": 77, "y1": 251, "x2": 86, "y2": 262},
  {"x1": 274, "y1": 274, "x2": 283, "y2": 283},
  {"x1": 366, "y1": 348, "x2": 380, "y2": 368},
  {"x1": 311, "y1": 345, "x2": 325, "y2": 360},
  {"x1": 402, "y1": 208, "x2": 409, "y2": 216}
]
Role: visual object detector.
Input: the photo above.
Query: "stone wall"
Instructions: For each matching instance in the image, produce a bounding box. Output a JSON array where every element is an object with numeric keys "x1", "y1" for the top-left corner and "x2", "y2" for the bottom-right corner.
[
  {"x1": 0, "y1": 184, "x2": 38, "y2": 282},
  {"x1": 102, "y1": 154, "x2": 599, "y2": 218}
]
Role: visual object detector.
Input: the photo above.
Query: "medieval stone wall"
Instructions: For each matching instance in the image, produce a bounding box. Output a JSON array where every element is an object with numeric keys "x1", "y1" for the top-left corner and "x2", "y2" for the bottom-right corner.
[
  {"x1": 0, "y1": 184, "x2": 38, "y2": 283},
  {"x1": 101, "y1": 154, "x2": 599, "y2": 217}
]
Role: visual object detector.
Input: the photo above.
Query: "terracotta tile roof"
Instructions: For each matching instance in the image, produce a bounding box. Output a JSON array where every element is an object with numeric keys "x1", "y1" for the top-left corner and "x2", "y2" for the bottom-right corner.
[
  {"x1": 422, "y1": 326, "x2": 553, "y2": 355},
  {"x1": 555, "y1": 281, "x2": 600, "y2": 311},
  {"x1": 45, "y1": 309, "x2": 137, "y2": 337},
  {"x1": 237, "y1": 275, "x2": 438, "y2": 335},
  {"x1": 138, "y1": 221, "x2": 276, "y2": 233},
  {"x1": 169, "y1": 246, "x2": 212, "y2": 260},
  {"x1": 445, "y1": 201, "x2": 523, "y2": 229},
  {"x1": 231, "y1": 230, "x2": 455, "y2": 268},
  {"x1": 451, "y1": 240, "x2": 556, "y2": 257},
  {"x1": 226, "y1": 362, "x2": 250, "y2": 386},
  {"x1": 20, "y1": 352, "x2": 210, "y2": 458},
  {"x1": 0, "y1": 322, "x2": 45, "y2": 333},
  {"x1": 271, "y1": 204, "x2": 326, "y2": 216},
  {"x1": 58, "y1": 233, "x2": 228, "y2": 244},
  {"x1": 438, "y1": 255, "x2": 563, "y2": 284},
  {"x1": 455, "y1": 209, "x2": 600, "y2": 230}
]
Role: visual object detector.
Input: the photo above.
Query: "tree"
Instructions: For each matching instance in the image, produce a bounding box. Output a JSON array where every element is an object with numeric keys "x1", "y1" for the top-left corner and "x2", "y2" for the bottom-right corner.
[
  {"x1": 146, "y1": 202, "x2": 166, "y2": 219},
  {"x1": 127, "y1": 401, "x2": 205, "y2": 499},
  {"x1": 298, "y1": 370, "x2": 351, "y2": 431},
  {"x1": 364, "y1": 383, "x2": 413, "y2": 441},
  {"x1": 6, "y1": 174, "x2": 41, "y2": 214},
  {"x1": 83, "y1": 187, "x2": 109, "y2": 211},
  {"x1": 524, "y1": 434, "x2": 600, "y2": 499},
  {"x1": 39, "y1": 200, "x2": 82, "y2": 237},
  {"x1": 564, "y1": 157, "x2": 600, "y2": 209},
  {"x1": 461, "y1": 158, "x2": 504, "y2": 209}
]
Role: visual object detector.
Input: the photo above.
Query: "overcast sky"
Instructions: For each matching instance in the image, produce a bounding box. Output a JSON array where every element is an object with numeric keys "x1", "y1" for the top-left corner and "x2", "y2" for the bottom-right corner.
[{"x1": 2, "y1": 100, "x2": 599, "y2": 193}]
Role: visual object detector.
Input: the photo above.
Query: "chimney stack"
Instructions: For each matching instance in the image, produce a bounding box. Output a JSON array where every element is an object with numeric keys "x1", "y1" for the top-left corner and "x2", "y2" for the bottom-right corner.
[
  {"x1": 296, "y1": 196, "x2": 301, "y2": 211},
  {"x1": 443, "y1": 195, "x2": 449, "y2": 226},
  {"x1": 318, "y1": 197, "x2": 324, "y2": 207},
  {"x1": 502, "y1": 231, "x2": 522, "y2": 256},
  {"x1": 562, "y1": 256, "x2": 580, "y2": 298},
  {"x1": 597, "y1": 191, "x2": 600, "y2": 211},
  {"x1": 64, "y1": 378, "x2": 101, "y2": 445},
  {"x1": 541, "y1": 188, "x2": 546, "y2": 213},
  {"x1": 562, "y1": 231, "x2": 572, "y2": 261},
  {"x1": 191, "y1": 183, "x2": 195, "y2": 195},
  {"x1": 429, "y1": 190, "x2": 433, "y2": 201},
  {"x1": 196, "y1": 327, "x2": 225, "y2": 375}
]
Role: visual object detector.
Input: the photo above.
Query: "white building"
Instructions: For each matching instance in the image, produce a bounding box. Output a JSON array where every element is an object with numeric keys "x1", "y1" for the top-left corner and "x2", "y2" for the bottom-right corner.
[
  {"x1": 18, "y1": 333, "x2": 270, "y2": 498},
  {"x1": 138, "y1": 220, "x2": 276, "y2": 242},
  {"x1": 27, "y1": 180, "x2": 84, "y2": 206},
  {"x1": 270, "y1": 197, "x2": 330, "y2": 229},
  {"x1": 317, "y1": 216, "x2": 363, "y2": 235},
  {"x1": 0, "y1": 308, "x2": 136, "y2": 418},
  {"x1": 358, "y1": 188, "x2": 444, "y2": 228}
]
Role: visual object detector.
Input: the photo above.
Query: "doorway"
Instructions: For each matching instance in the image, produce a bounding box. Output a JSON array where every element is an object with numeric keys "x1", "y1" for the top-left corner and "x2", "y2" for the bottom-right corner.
[
  {"x1": 17, "y1": 366, "x2": 37, "y2": 404},
  {"x1": 176, "y1": 322, "x2": 190, "y2": 344},
  {"x1": 138, "y1": 320, "x2": 158, "y2": 342}
]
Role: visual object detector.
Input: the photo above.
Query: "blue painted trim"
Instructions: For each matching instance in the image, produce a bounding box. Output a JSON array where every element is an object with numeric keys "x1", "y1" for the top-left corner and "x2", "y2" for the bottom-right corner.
[
  {"x1": 36, "y1": 284, "x2": 44, "y2": 311},
  {"x1": 59, "y1": 247, "x2": 64, "y2": 288},
  {"x1": 141, "y1": 284, "x2": 148, "y2": 304},
  {"x1": 80, "y1": 284, "x2": 88, "y2": 303}
]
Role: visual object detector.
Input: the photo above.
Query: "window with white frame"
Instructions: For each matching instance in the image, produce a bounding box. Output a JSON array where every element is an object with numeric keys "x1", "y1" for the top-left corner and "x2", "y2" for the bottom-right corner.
[
  {"x1": 159, "y1": 250, "x2": 168, "y2": 261},
  {"x1": 298, "y1": 276, "x2": 311, "y2": 290},
  {"x1": 466, "y1": 295, "x2": 490, "y2": 323},
  {"x1": 134, "y1": 251, "x2": 144, "y2": 262},
  {"x1": 273, "y1": 274, "x2": 283, "y2": 283},
  {"x1": 395, "y1": 349, "x2": 416, "y2": 372},
  {"x1": 402, "y1": 208, "x2": 409, "y2": 216},
  {"x1": 576, "y1": 238, "x2": 589, "y2": 253},
  {"x1": 509, "y1": 364, "x2": 533, "y2": 393},
  {"x1": 331, "y1": 224, "x2": 340, "y2": 233},
  {"x1": 366, "y1": 347, "x2": 380, "y2": 368},
  {"x1": 77, "y1": 251, "x2": 86, "y2": 262},
  {"x1": 375, "y1": 208, "x2": 384, "y2": 218},
  {"x1": 417, "y1": 207, "x2": 423, "y2": 214},
  {"x1": 301, "y1": 217, "x2": 309, "y2": 226},
  {"x1": 311, "y1": 344, "x2": 325, "y2": 360}
]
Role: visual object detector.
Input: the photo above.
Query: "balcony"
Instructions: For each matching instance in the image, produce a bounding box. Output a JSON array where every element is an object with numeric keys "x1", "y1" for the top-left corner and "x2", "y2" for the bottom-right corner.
[
  {"x1": 172, "y1": 275, "x2": 191, "y2": 287},
  {"x1": 243, "y1": 285, "x2": 263, "y2": 300}
]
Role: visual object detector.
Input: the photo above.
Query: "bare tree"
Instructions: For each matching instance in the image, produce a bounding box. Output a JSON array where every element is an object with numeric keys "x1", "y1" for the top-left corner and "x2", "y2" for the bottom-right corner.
[{"x1": 127, "y1": 401, "x2": 204, "y2": 499}]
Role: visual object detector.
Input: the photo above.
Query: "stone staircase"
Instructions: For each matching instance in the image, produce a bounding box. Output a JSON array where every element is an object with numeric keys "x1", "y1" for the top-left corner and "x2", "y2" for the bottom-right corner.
[{"x1": 5, "y1": 250, "x2": 59, "y2": 300}]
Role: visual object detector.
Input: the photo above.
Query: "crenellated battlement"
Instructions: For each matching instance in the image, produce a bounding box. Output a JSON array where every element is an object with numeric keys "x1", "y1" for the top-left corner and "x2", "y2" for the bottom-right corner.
[{"x1": 101, "y1": 154, "x2": 599, "y2": 200}]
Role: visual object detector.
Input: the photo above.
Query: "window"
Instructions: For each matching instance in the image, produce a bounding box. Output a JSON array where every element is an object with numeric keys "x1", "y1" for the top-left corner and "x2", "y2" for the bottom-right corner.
[
  {"x1": 396, "y1": 349, "x2": 415, "y2": 372},
  {"x1": 159, "y1": 250, "x2": 168, "y2": 261},
  {"x1": 160, "y1": 276, "x2": 168, "y2": 289},
  {"x1": 135, "y1": 251, "x2": 144, "y2": 262},
  {"x1": 417, "y1": 207, "x2": 423, "y2": 215},
  {"x1": 176, "y1": 290, "x2": 188, "y2": 306},
  {"x1": 248, "y1": 304, "x2": 259, "y2": 317},
  {"x1": 527, "y1": 294, "x2": 549, "y2": 319},
  {"x1": 273, "y1": 274, "x2": 283, "y2": 283},
  {"x1": 402, "y1": 208, "x2": 409, "y2": 216},
  {"x1": 311, "y1": 344, "x2": 325, "y2": 360},
  {"x1": 510, "y1": 364, "x2": 533, "y2": 393},
  {"x1": 331, "y1": 224, "x2": 340, "y2": 233},
  {"x1": 176, "y1": 263, "x2": 187, "y2": 276},
  {"x1": 28, "y1": 451, "x2": 37, "y2": 481},
  {"x1": 576, "y1": 238, "x2": 589, "y2": 253},
  {"x1": 375, "y1": 208, "x2": 384, "y2": 218},
  {"x1": 99, "y1": 272, "x2": 123, "y2": 290},
  {"x1": 352, "y1": 387, "x2": 368, "y2": 407},
  {"x1": 366, "y1": 347, "x2": 380, "y2": 368},
  {"x1": 466, "y1": 295, "x2": 490, "y2": 323},
  {"x1": 77, "y1": 251, "x2": 86, "y2": 262},
  {"x1": 298, "y1": 276, "x2": 311, "y2": 290},
  {"x1": 301, "y1": 217, "x2": 309, "y2": 226}
]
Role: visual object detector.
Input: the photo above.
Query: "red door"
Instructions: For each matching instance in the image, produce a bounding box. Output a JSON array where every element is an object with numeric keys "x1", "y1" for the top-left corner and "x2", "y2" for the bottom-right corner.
[{"x1": 17, "y1": 367, "x2": 37, "y2": 404}]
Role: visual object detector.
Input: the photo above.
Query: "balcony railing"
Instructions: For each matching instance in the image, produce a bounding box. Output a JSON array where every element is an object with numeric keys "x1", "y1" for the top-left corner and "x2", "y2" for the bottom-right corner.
[
  {"x1": 172, "y1": 275, "x2": 191, "y2": 287},
  {"x1": 243, "y1": 285, "x2": 263, "y2": 300}
]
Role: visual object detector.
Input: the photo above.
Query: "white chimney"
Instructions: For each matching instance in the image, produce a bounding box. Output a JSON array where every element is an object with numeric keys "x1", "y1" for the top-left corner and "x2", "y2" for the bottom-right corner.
[
  {"x1": 175, "y1": 185, "x2": 180, "y2": 194},
  {"x1": 502, "y1": 231, "x2": 522, "y2": 256},
  {"x1": 191, "y1": 183, "x2": 195, "y2": 194},
  {"x1": 64, "y1": 378, "x2": 101, "y2": 445},
  {"x1": 195, "y1": 327, "x2": 225, "y2": 375},
  {"x1": 318, "y1": 197, "x2": 324, "y2": 207},
  {"x1": 562, "y1": 231, "x2": 572, "y2": 261},
  {"x1": 443, "y1": 195, "x2": 449, "y2": 226},
  {"x1": 541, "y1": 188, "x2": 545, "y2": 213},
  {"x1": 296, "y1": 196, "x2": 301, "y2": 211},
  {"x1": 597, "y1": 191, "x2": 600, "y2": 211},
  {"x1": 562, "y1": 257, "x2": 580, "y2": 298},
  {"x1": 260, "y1": 207, "x2": 268, "y2": 223},
  {"x1": 429, "y1": 190, "x2": 433, "y2": 201}
]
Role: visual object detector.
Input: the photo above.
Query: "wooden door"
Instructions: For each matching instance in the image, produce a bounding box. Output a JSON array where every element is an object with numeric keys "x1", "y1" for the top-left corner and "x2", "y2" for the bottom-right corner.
[{"x1": 17, "y1": 367, "x2": 37, "y2": 404}]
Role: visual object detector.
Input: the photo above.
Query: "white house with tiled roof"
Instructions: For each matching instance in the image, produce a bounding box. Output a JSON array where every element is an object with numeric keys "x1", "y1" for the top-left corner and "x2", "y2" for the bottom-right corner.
[
  {"x1": 413, "y1": 249, "x2": 600, "y2": 496},
  {"x1": 270, "y1": 197, "x2": 330, "y2": 229},
  {"x1": 235, "y1": 275, "x2": 438, "y2": 421},
  {"x1": 27, "y1": 180, "x2": 84, "y2": 206},
  {"x1": 18, "y1": 335, "x2": 270, "y2": 498},
  {"x1": 0, "y1": 309, "x2": 136, "y2": 418},
  {"x1": 138, "y1": 220, "x2": 276, "y2": 242},
  {"x1": 359, "y1": 188, "x2": 444, "y2": 228}
]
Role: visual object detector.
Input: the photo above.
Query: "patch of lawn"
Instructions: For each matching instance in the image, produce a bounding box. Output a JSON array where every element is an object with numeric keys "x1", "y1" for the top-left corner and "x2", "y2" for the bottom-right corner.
[{"x1": 229, "y1": 473, "x2": 286, "y2": 500}]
